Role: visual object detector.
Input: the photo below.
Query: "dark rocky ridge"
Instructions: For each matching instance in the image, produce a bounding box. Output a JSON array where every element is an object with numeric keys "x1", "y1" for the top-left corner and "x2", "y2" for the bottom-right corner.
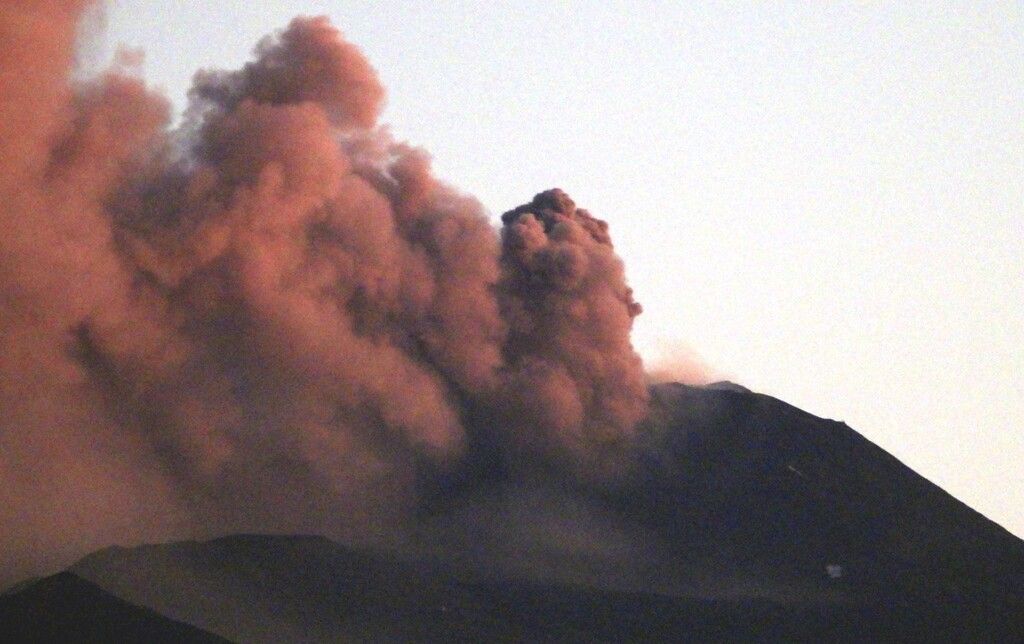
[
  {"x1": 65, "y1": 534, "x2": 1017, "y2": 642},
  {"x1": 57, "y1": 383, "x2": 1024, "y2": 641},
  {"x1": 631, "y1": 383, "x2": 1024, "y2": 606},
  {"x1": 0, "y1": 571, "x2": 229, "y2": 643},
  {"x1": 4, "y1": 382, "x2": 1021, "y2": 641}
]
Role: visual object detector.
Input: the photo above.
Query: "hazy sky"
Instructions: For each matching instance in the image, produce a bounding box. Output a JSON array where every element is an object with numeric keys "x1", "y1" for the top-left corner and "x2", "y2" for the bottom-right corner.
[{"x1": 98, "y1": 1, "x2": 1023, "y2": 538}]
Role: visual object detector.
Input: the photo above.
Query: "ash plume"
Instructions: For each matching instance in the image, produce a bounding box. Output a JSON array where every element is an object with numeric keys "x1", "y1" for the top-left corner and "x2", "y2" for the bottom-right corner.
[
  {"x1": 0, "y1": 2, "x2": 649, "y2": 582},
  {"x1": 498, "y1": 190, "x2": 649, "y2": 477}
]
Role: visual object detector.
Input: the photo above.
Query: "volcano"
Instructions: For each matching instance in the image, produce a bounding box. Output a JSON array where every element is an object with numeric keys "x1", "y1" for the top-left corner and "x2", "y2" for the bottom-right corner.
[
  {"x1": 5, "y1": 383, "x2": 1017, "y2": 642},
  {"x1": 0, "y1": 572, "x2": 227, "y2": 643},
  {"x1": 3, "y1": 4, "x2": 1021, "y2": 641}
]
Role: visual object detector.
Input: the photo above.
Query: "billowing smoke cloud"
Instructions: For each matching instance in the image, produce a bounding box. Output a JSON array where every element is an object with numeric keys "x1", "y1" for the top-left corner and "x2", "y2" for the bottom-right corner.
[
  {"x1": 0, "y1": 2, "x2": 648, "y2": 583},
  {"x1": 499, "y1": 190, "x2": 649, "y2": 477}
]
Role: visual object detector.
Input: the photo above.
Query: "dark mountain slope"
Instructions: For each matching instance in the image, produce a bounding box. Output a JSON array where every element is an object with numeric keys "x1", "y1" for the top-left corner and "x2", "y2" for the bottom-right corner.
[
  {"x1": 56, "y1": 383, "x2": 1024, "y2": 641},
  {"x1": 68, "y1": 533, "x2": 1020, "y2": 642},
  {"x1": 0, "y1": 571, "x2": 229, "y2": 643},
  {"x1": 632, "y1": 383, "x2": 1024, "y2": 608}
]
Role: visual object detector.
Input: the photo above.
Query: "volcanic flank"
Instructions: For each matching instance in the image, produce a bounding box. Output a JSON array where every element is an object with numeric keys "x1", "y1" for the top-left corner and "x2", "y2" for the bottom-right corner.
[
  {"x1": 4, "y1": 7, "x2": 1024, "y2": 640},
  {"x1": 0, "y1": 4, "x2": 654, "y2": 584}
]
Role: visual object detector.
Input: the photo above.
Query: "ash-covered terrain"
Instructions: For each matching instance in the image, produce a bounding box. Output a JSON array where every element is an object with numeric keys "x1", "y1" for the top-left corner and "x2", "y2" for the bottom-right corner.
[{"x1": 4, "y1": 383, "x2": 1022, "y2": 642}]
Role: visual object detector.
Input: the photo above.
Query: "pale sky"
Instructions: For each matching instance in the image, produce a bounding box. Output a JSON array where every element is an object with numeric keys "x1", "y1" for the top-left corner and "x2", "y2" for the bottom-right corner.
[{"x1": 99, "y1": 1, "x2": 1023, "y2": 538}]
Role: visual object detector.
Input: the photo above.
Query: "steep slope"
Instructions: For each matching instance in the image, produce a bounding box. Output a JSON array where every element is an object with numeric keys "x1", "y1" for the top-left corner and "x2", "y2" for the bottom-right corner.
[
  {"x1": 63, "y1": 383, "x2": 1024, "y2": 641},
  {"x1": 632, "y1": 383, "x2": 1024, "y2": 606},
  {"x1": 0, "y1": 572, "x2": 229, "y2": 643}
]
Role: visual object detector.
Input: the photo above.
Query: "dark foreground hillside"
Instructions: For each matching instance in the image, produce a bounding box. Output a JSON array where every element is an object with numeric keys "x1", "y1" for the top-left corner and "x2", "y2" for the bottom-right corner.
[
  {"x1": 0, "y1": 572, "x2": 228, "y2": 643},
  {"x1": 70, "y1": 533, "x2": 1024, "y2": 642},
  {"x1": 8, "y1": 383, "x2": 1024, "y2": 642}
]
